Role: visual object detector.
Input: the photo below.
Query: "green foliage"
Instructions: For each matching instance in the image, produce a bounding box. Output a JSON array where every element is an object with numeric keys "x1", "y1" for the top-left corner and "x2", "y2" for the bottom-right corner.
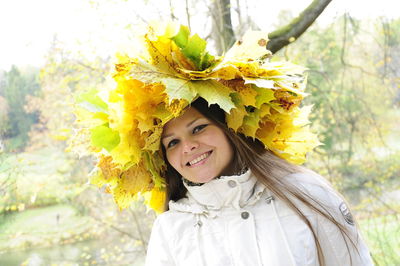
[
  {"x1": 0, "y1": 147, "x2": 87, "y2": 214},
  {"x1": 171, "y1": 25, "x2": 190, "y2": 48},
  {"x1": 90, "y1": 124, "x2": 120, "y2": 152},
  {"x1": 384, "y1": 18, "x2": 400, "y2": 47},
  {"x1": 284, "y1": 15, "x2": 399, "y2": 179},
  {"x1": 172, "y1": 26, "x2": 215, "y2": 70},
  {"x1": 0, "y1": 204, "x2": 97, "y2": 253},
  {"x1": 280, "y1": 16, "x2": 400, "y2": 265},
  {"x1": 0, "y1": 66, "x2": 40, "y2": 151},
  {"x1": 360, "y1": 214, "x2": 400, "y2": 265},
  {"x1": 76, "y1": 88, "x2": 108, "y2": 113}
]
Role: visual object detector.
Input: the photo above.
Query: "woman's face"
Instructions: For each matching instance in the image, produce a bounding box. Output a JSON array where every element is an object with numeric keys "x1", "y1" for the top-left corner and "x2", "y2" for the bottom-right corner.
[{"x1": 162, "y1": 107, "x2": 234, "y2": 183}]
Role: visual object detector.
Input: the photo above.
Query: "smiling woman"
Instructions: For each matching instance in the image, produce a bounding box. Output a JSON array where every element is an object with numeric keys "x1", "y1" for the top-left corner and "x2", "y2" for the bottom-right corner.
[
  {"x1": 74, "y1": 22, "x2": 373, "y2": 266},
  {"x1": 147, "y1": 96, "x2": 374, "y2": 266}
]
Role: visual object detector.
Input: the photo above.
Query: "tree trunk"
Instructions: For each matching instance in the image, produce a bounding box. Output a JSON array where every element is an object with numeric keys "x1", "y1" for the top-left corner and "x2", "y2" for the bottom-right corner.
[
  {"x1": 210, "y1": 0, "x2": 332, "y2": 55},
  {"x1": 210, "y1": 0, "x2": 235, "y2": 54}
]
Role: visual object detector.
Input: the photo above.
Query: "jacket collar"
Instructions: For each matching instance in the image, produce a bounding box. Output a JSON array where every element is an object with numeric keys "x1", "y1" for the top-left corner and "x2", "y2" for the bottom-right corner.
[{"x1": 169, "y1": 169, "x2": 266, "y2": 213}]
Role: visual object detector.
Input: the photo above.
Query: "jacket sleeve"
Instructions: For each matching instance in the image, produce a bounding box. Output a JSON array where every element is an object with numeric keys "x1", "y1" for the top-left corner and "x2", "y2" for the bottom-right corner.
[
  {"x1": 145, "y1": 214, "x2": 176, "y2": 266},
  {"x1": 291, "y1": 172, "x2": 374, "y2": 266}
]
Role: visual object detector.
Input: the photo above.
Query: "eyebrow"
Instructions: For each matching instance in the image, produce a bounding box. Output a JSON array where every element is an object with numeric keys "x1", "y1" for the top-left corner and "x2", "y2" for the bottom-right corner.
[{"x1": 161, "y1": 117, "x2": 201, "y2": 140}]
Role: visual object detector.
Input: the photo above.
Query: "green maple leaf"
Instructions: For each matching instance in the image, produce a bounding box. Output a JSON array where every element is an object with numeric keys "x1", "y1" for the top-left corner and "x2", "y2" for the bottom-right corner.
[
  {"x1": 76, "y1": 88, "x2": 108, "y2": 113},
  {"x1": 171, "y1": 28, "x2": 215, "y2": 71},
  {"x1": 161, "y1": 77, "x2": 197, "y2": 103},
  {"x1": 189, "y1": 80, "x2": 235, "y2": 113},
  {"x1": 128, "y1": 59, "x2": 176, "y2": 84},
  {"x1": 254, "y1": 86, "x2": 276, "y2": 108},
  {"x1": 241, "y1": 109, "x2": 261, "y2": 138},
  {"x1": 90, "y1": 124, "x2": 120, "y2": 152},
  {"x1": 172, "y1": 25, "x2": 190, "y2": 48}
]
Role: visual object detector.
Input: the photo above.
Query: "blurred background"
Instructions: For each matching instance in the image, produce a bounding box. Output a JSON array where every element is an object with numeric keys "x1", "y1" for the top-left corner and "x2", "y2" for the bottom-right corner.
[{"x1": 0, "y1": 0, "x2": 399, "y2": 265}]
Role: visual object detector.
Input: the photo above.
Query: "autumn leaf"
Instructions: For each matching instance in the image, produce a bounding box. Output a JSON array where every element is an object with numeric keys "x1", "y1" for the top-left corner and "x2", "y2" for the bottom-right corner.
[
  {"x1": 240, "y1": 108, "x2": 261, "y2": 138},
  {"x1": 293, "y1": 105, "x2": 313, "y2": 126},
  {"x1": 90, "y1": 124, "x2": 120, "y2": 152},
  {"x1": 161, "y1": 77, "x2": 197, "y2": 103},
  {"x1": 254, "y1": 86, "x2": 276, "y2": 108},
  {"x1": 190, "y1": 80, "x2": 235, "y2": 113},
  {"x1": 244, "y1": 78, "x2": 275, "y2": 90},
  {"x1": 219, "y1": 79, "x2": 257, "y2": 107},
  {"x1": 89, "y1": 168, "x2": 108, "y2": 188},
  {"x1": 274, "y1": 126, "x2": 321, "y2": 164},
  {"x1": 144, "y1": 125, "x2": 163, "y2": 152},
  {"x1": 224, "y1": 31, "x2": 271, "y2": 62},
  {"x1": 113, "y1": 162, "x2": 153, "y2": 210},
  {"x1": 171, "y1": 25, "x2": 190, "y2": 48},
  {"x1": 144, "y1": 187, "x2": 166, "y2": 214},
  {"x1": 76, "y1": 88, "x2": 108, "y2": 113},
  {"x1": 181, "y1": 34, "x2": 214, "y2": 70},
  {"x1": 226, "y1": 105, "x2": 247, "y2": 132}
]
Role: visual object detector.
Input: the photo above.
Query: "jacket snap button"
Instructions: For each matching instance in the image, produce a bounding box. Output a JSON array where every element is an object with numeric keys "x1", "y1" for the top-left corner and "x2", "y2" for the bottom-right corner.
[
  {"x1": 265, "y1": 196, "x2": 275, "y2": 204},
  {"x1": 241, "y1": 211, "x2": 249, "y2": 219},
  {"x1": 228, "y1": 180, "x2": 237, "y2": 188}
]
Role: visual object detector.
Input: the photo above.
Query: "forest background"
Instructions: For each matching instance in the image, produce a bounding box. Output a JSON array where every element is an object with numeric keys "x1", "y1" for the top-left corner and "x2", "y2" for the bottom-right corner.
[{"x1": 0, "y1": 0, "x2": 399, "y2": 265}]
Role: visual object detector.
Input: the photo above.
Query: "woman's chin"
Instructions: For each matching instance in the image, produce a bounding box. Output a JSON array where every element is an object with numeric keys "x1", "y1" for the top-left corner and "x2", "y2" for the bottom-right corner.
[{"x1": 185, "y1": 170, "x2": 219, "y2": 184}]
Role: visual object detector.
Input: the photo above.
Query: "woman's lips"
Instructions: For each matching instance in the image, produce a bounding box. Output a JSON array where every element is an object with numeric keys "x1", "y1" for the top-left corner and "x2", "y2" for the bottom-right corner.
[{"x1": 186, "y1": 151, "x2": 213, "y2": 167}]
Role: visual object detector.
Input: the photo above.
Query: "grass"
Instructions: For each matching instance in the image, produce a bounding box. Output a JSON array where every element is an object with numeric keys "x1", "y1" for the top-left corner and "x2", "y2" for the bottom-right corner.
[
  {"x1": 0, "y1": 147, "x2": 86, "y2": 212},
  {"x1": 359, "y1": 214, "x2": 400, "y2": 266},
  {"x1": 0, "y1": 204, "x2": 95, "y2": 253}
]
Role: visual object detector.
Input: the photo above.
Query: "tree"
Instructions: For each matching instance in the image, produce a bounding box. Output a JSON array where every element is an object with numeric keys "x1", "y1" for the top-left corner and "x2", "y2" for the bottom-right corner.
[
  {"x1": 23, "y1": 36, "x2": 110, "y2": 152},
  {"x1": 0, "y1": 95, "x2": 9, "y2": 137},
  {"x1": 210, "y1": 0, "x2": 332, "y2": 54},
  {"x1": 267, "y1": 0, "x2": 332, "y2": 53},
  {"x1": 0, "y1": 66, "x2": 39, "y2": 151},
  {"x1": 210, "y1": 0, "x2": 236, "y2": 54}
]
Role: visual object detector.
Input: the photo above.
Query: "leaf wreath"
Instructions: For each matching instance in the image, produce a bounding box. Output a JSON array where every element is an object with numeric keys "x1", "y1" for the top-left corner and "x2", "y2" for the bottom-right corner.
[{"x1": 73, "y1": 21, "x2": 320, "y2": 213}]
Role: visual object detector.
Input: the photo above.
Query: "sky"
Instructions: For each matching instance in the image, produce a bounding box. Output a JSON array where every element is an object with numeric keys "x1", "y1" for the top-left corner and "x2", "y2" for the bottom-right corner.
[{"x1": 0, "y1": 0, "x2": 398, "y2": 71}]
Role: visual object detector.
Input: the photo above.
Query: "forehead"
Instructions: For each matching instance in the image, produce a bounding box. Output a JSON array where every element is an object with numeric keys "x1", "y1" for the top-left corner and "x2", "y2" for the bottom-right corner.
[{"x1": 163, "y1": 107, "x2": 206, "y2": 134}]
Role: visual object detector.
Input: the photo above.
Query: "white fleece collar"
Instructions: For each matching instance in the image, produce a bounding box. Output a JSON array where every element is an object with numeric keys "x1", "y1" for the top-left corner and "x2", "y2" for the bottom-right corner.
[{"x1": 169, "y1": 169, "x2": 266, "y2": 213}]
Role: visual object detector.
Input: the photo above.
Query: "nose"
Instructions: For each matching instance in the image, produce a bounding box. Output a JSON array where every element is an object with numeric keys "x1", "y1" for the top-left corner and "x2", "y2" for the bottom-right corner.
[{"x1": 182, "y1": 138, "x2": 199, "y2": 153}]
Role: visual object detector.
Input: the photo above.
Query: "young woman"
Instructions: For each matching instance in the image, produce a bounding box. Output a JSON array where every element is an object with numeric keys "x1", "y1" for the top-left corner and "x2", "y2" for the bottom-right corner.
[
  {"x1": 145, "y1": 98, "x2": 373, "y2": 266},
  {"x1": 73, "y1": 22, "x2": 373, "y2": 266}
]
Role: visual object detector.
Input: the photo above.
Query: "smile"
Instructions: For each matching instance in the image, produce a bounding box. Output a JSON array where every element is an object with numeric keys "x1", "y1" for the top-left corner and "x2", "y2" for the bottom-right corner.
[{"x1": 187, "y1": 151, "x2": 213, "y2": 166}]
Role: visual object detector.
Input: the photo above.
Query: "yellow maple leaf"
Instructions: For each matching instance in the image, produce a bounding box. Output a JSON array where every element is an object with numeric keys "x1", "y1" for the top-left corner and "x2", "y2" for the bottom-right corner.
[
  {"x1": 110, "y1": 129, "x2": 143, "y2": 166},
  {"x1": 226, "y1": 105, "x2": 247, "y2": 132},
  {"x1": 144, "y1": 125, "x2": 163, "y2": 152},
  {"x1": 223, "y1": 31, "x2": 271, "y2": 62},
  {"x1": 219, "y1": 79, "x2": 257, "y2": 107},
  {"x1": 113, "y1": 161, "x2": 154, "y2": 210},
  {"x1": 144, "y1": 187, "x2": 166, "y2": 214}
]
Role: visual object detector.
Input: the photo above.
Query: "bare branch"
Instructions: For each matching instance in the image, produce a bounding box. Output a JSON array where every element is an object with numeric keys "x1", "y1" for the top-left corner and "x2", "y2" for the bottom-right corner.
[
  {"x1": 235, "y1": 0, "x2": 242, "y2": 26},
  {"x1": 340, "y1": 14, "x2": 379, "y2": 77},
  {"x1": 129, "y1": 208, "x2": 148, "y2": 251},
  {"x1": 92, "y1": 215, "x2": 138, "y2": 240},
  {"x1": 267, "y1": 0, "x2": 332, "y2": 54},
  {"x1": 185, "y1": 0, "x2": 191, "y2": 31},
  {"x1": 169, "y1": 0, "x2": 177, "y2": 20}
]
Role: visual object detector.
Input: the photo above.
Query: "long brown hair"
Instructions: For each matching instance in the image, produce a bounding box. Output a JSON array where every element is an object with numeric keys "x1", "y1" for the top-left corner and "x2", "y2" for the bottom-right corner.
[{"x1": 161, "y1": 97, "x2": 358, "y2": 266}]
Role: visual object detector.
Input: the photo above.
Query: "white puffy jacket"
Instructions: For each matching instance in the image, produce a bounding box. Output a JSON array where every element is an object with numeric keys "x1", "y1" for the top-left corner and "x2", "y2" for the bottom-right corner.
[{"x1": 145, "y1": 170, "x2": 373, "y2": 266}]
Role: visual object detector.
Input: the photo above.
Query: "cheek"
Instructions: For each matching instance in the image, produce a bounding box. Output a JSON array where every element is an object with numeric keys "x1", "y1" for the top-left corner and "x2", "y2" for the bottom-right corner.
[
  {"x1": 166, "y1": 149, "x2": 181, "y2": 169},
  {"x1": 220, "y1": 138, "x2": 234, "y2": 158},
  {"x1": 204, "y1": 134, "x2": 233, "y2": 164},
  {"x1": 207, "y1": 129, "x2": 231, "y2": 150}
]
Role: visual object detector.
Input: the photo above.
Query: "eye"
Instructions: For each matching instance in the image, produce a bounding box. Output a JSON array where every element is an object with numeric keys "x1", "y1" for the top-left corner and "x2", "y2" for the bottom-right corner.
[
  {"x1": 193, "y1": 124, "x2": 208, "y2": 134},
  {"x1": 167, "y1": 139, "x2": 179, "y2": 148}
]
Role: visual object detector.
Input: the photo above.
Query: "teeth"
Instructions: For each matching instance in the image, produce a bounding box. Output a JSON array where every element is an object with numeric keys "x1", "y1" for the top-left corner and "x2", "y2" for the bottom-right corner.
[{"x1": 189, "y1": 152, "x2": 210, "y2": 166}]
